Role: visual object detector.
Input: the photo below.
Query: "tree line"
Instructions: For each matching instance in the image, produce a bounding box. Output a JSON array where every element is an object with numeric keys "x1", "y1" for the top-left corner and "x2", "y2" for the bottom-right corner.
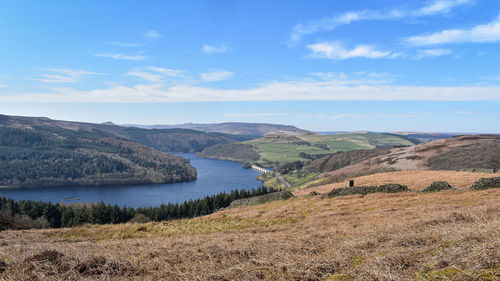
[{"x1": 0, "y1": 186, "x2": 275, "y2": 229}]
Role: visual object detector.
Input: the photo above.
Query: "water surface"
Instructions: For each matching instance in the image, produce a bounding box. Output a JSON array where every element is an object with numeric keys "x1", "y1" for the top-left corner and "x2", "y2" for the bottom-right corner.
[{"x1": 0, "y1": 154, "x2": 262, "y2": 207}]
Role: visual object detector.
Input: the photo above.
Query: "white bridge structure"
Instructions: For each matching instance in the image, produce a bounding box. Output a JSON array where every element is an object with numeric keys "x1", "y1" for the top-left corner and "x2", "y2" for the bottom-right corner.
[
  {"x1": 251, "y1": 165, "x2": 291, "y2": 190},
  {"x1": 251, "y1": 165, "x2": 272, "y2": 174}
]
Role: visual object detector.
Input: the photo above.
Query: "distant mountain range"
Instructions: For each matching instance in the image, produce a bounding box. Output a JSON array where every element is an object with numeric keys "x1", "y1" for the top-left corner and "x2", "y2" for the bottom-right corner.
[
  {"x1": 0, "y1": 115, "x2": 253, "y2": 153},
  {"x1": 123, "y1": 122, "x2": 310, "y2": 136}
]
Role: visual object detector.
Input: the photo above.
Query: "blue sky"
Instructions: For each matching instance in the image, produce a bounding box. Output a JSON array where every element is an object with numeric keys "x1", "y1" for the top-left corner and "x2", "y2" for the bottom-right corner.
[{"x1": 0, "y1": 0, "x2": 499, "y2": 132}]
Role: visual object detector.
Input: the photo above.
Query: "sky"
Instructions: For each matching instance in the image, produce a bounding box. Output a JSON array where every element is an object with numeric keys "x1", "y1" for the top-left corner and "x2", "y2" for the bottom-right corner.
[{"x1": 0, "y1": 0, "x2": 499, "y2": 132}]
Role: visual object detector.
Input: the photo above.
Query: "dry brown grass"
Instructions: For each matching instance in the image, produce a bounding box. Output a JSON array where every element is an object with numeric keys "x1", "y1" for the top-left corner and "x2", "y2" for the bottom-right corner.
[
  {"x1": 294, "y1": 170, "x2": 499, "y2": 196},
  {"x1": 1, "y1": 189, "x2": 499, "y2": 280}
]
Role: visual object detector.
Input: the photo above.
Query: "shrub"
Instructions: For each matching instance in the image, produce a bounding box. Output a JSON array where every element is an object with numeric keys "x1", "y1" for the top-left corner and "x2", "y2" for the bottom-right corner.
[
  {"x1": 327, "y1": 184, "x2": 408, "y2": 197},
  {"x1": 469, "y1": 177, "x2": 500, "y2": 190},
  {"x1": 129, "y1": 213, "x2": 151, "y2": 224},
  {"x1": 422, "y1": 181, "x2": 453, "y2": 192}
]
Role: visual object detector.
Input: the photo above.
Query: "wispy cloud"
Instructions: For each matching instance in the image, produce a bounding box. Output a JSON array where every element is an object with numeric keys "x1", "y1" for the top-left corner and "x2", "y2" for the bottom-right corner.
[
  {"x1": 415, "y1": 48, "x2": 452, "y2": 58},
  {"x1": 288, "y1": 0, "x2": 473, "y2": 45},
  {"x1": 6, "y1": 75, "x2": 500, "y2": 103},
  {"x1": 145, "y1": 30, "x2": 161, "y2": 39},
  {"x1": 108, "y1": 42, "x2": 145, "y2": 47},
  {"x1": 144, "y1": 66, "x2": 185, "y2": 77},
  {"x1": 224, "y1": 112, "x2": 287, "y2": 117},
  {"x1": 200, "y1": 70, "x2": 234, "y2": 82},
  {"x1": 125, "y1": 66, "x2": 186, "y2": 83},
  {"x1": 0, "y1": 84, "x2": 7, "y2": 88},
  {"x1": 202, "y1": 44, "x2": 228, "y2": 54},
  {"x1": 34, "y1": 68, "x2": 105, "y2": 83},
  {"x1": 456, "y1": 111, "x2": 476, "y2": 114},
  {"x1": 406, "y1": 14, "x2": 500, "y2": 45},
  {"x1": 415, "y1": 0, "x2": 472, "y2": 16},
  {"x1": 94, "y1": 53, "x2": 147, "y2": 61},
  {"x1": 307, "y1": 42, "x2": 394, "y2": 60},
  {"x1": 125, "y1": 71, "x2": 164, "y2": 83}
]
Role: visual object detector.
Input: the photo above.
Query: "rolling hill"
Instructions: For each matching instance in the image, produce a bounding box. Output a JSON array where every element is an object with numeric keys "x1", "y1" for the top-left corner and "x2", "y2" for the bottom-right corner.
[
  {"x1": 123, "y1": 122, "x2": 310, "y2": 136},
  {"x1": 200, "y1": 131, "x2": 415, "y2": 165},
  {"x1": 0, "y1": 124, "x2": 197, "y2": 188},
  {"x1": 304, "y1": 134, "x2": 500, "y2": 186},
  {"x1": 0, "y1": 114, "x2": 254, "y2": 153}
]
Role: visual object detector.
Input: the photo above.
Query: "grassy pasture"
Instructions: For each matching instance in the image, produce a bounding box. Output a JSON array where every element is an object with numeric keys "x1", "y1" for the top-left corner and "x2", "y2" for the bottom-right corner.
[{"x1": 250, "y1": 133, "x2": 413, "y2": 164}]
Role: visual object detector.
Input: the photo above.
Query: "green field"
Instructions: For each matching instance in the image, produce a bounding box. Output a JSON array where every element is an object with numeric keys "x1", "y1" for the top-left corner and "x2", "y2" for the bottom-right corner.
[{"x1": 248, "y1": 133, "x2": 414, "y2": 164}]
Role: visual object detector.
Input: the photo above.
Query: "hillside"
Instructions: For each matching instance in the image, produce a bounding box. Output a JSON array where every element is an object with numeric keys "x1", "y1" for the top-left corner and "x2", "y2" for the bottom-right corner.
[
  {"x1": 390, "y1": 132, "x2": 460, "y2": 143},
  {"x1": 304, "y1": 148, "x2": 391, "y2": 173},
  {"x1": 199, "y1": 132, "x2": 414, "y2": 165},
  {"x1": 0, "y1": 114, "x2": 254, "y2": 153},
  {"x1": 125, "y1": 122, "x2": 309, "y2": 136},
  {"x1": 313, "y1": 134, "x2": 500, "y2": 182},
  {"x1": 1, "y1": 187, "x2": 498, "y2": 280},
  {"x1": 196, "y1": 143, "x2": 260, "y2": 163},
  {"x1": 249, "y1": 132, "x2": 414, "y2": 164},
  {"x1": 0, "y1": 125, "x2": 196, "y2": 188}
]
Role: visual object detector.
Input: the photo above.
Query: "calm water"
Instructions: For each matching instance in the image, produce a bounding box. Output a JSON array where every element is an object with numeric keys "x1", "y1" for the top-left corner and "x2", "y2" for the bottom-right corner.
[{"x1": 0, "y1": 154, "x2": 262, "y2": 207}]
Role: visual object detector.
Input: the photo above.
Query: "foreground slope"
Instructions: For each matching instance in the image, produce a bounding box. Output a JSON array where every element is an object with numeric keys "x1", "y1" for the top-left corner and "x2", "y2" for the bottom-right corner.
[
  {"x1": 1, "y1": 188, "x2": 498, "y2": 280},
  {"x1": 0, "y1": 125, "x2": 196, "y2": 188}
]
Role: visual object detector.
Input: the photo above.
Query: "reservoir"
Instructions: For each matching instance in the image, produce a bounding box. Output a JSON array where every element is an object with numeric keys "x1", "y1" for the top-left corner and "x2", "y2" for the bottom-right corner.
[{"x1": 0, "y1": 154, "x2": 262, "y2": 207}]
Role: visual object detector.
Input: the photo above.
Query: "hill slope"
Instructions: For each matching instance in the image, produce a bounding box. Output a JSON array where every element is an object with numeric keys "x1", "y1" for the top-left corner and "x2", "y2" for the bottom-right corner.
[
  {"x1": 125, "y1": 122, "x2": 309, "y2": 136},
  {"x1": 0, "y1": 125, "x2": 196, "y2": 188},
  {"x1": 200, "y1": 132, "x2": 414, "y2": 165},
  {"x1": 314, "y1": 134, "x2": 500, "y2": 181},
  {"x1": 1, "y1": 188, "x2": 498, "y2": 280},
  {"x1": 197, "y1": 143, "x2": 260, "y2": 163},
  {"x1": 0, "y1": 114, "x2": 254, "y2": 153}
]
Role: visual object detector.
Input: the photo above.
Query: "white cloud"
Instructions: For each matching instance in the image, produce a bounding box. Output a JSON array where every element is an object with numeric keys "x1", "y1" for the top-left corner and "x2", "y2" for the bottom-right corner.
[
  {"x1": 4, "y1": 76, "x2": 500, "y2": 103},
  {"x1": 125, "y1": 71, "x2": 164, "y2": 83},
  {"x1": 125, "y1": 67, "x2": 186, "y2": 82},
  {"x1": 145, "y1": 30, "x2": 161, "y2": 39},
  {"x1": 224, "y1": 113, "x2": 287, "y2": 117},
  {"x1": 94, "y1": 53, "x2": 147, "y2": 61},
  {"x1": 416, "y1": 48, "x2": 452, "y2": 58},
  {"x1": 202, "y1": 44, "x2": 228, "y2": 54},
  {"x1": 289, "y1": 11, "x2": 380, "y2": 46},
  {"x1": 144, "y1": 66, "x2": 185, "y2": 77},
  {"x1": 0, "y1": 84, "x2": 7, "y2": 88},
  {"x1": 34, "y1": 68, "x2": 105, "y2": 83},
  {"x1": 307, "y1": 42, "x2": 393, "y2": 60},
  {"x1": 456, "y1": 111, "x2": 476, "y2": 114},
  {"x1": 108, "y1": 42, "x2": 145, "y2": 47},
  {"x1": 406, "y1": 15, "x2": 500, "y2": 45},
  {"x1": 415, "y1": 0, "x2": 472, "y2": 16},
  {"x1": 200, "y1": 70, "x2": 234, "y2": 82},
  {"x1": 288, "y1": 0, "x2": 472, "y2": 45}
]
